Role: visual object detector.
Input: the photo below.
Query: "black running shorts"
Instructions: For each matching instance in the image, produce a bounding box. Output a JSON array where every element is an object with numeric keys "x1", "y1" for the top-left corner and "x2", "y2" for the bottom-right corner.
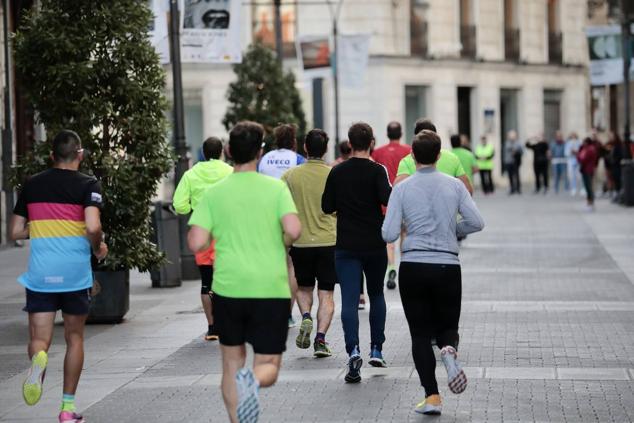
[
  {"x1": 24, "y1": 288, "x2": 91, "y2": 315},
  {"x1": 289, "y1": 246, "x2": 336, "y2": 291},
  {"x1": 213, "y1": 294, "x2": 290, "y2": 354},
  {"x1": 198, "y1": 265, "x2": 213, "y2": 295}
]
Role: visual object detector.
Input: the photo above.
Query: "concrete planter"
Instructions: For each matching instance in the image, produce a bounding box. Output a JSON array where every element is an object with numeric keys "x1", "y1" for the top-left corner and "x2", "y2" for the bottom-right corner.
[{"x1": 87, "y1": 270, "x2": 130, "y2": 323}]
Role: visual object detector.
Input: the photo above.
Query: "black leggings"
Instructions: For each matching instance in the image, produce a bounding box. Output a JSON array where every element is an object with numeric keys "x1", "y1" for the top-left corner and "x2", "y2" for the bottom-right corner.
[{"x1": 399, "y1": 262, "x2": 462, "y2": 397}]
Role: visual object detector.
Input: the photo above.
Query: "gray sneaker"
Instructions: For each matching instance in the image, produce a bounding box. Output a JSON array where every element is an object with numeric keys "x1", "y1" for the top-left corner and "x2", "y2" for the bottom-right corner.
[{"x1": 441, "y1": 346, "x2": 467, "y2": 394}]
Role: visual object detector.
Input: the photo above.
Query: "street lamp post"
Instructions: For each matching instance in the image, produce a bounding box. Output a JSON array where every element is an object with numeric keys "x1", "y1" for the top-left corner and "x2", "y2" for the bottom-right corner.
[
  {"x1": 274, "y1": 0, "x2": 283, "y2": 64},
  {"x1": 621, "y1": 0, "x2": 632, "y2": 159},
  {"x1": 169, "y1": 0, "x2": 188, "y2": 185},
  {"x1": 327, "y1": 0, "x2": 344, "y2": 149}
]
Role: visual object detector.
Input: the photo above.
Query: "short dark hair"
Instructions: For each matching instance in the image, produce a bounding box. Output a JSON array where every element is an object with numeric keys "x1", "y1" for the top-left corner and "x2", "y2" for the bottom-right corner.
[
  {"x1": 339, "y1": 140, "x2": 351, "y2": 156},
  {"x1": 274, "y1": 124, "x2": 297, "y2": 150},
  {"x1": 412, "y1": 130, "x2": 442, "y2": 165},
  {"x1": 387, "y1": 121, "x2": 402, "y2": 140},
  {"x1": 52, "y1": 130, "x2": 82, "y2": 163},
  {"x1": 348, "y1": 122, "x2": 374, "y2": 151},
  {"x1": 202, "y1": 137, "x2": 223, "y2": 160},
  {"x1": 229, "y1": 121, "x2": 264, "y2": 164},
  {"x1": 414, "y1": 118, "x2": 437, "y2": 135},
  {"x1": 304, "y1": 129, "x2": 329, "y2": 158},
  {"x1": 450, "y1": 134, "x2": 461, "y2": 148}
]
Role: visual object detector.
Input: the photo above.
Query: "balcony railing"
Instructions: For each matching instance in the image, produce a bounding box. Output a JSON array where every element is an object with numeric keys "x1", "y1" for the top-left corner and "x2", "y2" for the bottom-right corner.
[
  {"x1": 548, "y1": 32, "x2": 563, "y2": 64},
  {"x1": 410, "y1": 21, "x2": 429, "y2": 57},
  {"x1": 504, "y1": 28, "x2": 520, "y2": 62},
  {"x1": 460, "y1": 25, "x2": 476, "y2": 59}
]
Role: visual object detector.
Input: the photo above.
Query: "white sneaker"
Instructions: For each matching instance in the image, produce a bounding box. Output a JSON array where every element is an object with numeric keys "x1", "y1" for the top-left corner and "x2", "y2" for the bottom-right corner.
[
  {"x1": 440, "y1": 346, "x2": 467, "y2": 394},
  {"x1": 236, "y1": 368, "x2": 260, "y2": 423}
]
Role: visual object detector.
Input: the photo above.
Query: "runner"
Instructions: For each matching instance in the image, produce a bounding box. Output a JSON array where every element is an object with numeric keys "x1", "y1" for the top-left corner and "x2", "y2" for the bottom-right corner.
[
  {"x1": 450, "y1": 134, "x2": 478, "y2": 184},
  {"x1": 393, "y1": 119, "x2": 473, "y2": 194},
  {"x1": 258, "y1": 123, "x2": 306, "y2": 178},
  {"x1": 382, "y1": 130, "x2": 484, "y2": 415},
  {"x1": 258, "y1": 124, "x2": 304, "y2": 327},
  {"x1": 188, "y1": 121, "x2": 301, "y2": 423},
  {"x1": 281, "y1": 129, "x2": 336, "y2": 358},
  {"x1": 322, "y1": 122, "x2": 392, "y2": 383},
  {"x1": 332, "y1": 140, "x2": 351, "y2": 166},
  {"x1": 10, "y1": 130, "x2": 108, "y2": 423},
  {"x1": 371, "y1": 121, "x2": 411, "y2": 290},
  {"x1": 173, "y1": 136, "x2": 233, "y2": 341}
]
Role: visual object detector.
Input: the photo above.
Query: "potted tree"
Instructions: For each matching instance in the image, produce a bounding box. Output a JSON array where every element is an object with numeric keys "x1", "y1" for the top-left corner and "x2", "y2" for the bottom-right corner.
[{"x1": 12, "y1": 1, "x2": 173, "y2": 322}]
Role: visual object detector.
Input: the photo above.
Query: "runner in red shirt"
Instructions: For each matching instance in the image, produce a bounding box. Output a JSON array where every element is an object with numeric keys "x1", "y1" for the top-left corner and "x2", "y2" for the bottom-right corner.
[{"x1": 371, "y1": 122, "x2": 411, "y2": 289}]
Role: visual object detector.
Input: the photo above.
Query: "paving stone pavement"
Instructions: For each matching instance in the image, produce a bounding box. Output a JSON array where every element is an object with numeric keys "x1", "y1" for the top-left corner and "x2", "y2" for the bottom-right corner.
[{"x1": 0, "y1": 192, "x2": 633, "y2": 422}]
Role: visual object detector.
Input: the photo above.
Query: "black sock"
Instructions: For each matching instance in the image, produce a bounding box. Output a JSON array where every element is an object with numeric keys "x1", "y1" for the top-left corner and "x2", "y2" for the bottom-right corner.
[
  {"x1": 315, "y1": 332, "x2": 326, "y2": 342},
  {"x1": 302, "y1": 312, "x2": 312, "y2": 320},
  {"x1": 208, "y1": 325, "x2": 213, "y2": 332}
]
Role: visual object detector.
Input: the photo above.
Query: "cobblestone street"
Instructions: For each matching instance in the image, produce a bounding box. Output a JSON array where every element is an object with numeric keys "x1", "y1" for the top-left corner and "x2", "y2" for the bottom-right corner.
[{"x1": 1, "y1": 192, "x2": 633, "y2": 422}]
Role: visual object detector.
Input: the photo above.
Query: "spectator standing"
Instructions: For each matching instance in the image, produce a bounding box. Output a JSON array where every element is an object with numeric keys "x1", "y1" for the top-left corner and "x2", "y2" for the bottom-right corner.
[
  {"x1": 475, "y1": 135, "x2": 495, "y2": 194},
  {"x1": 565, "y1": 132, "x2": 582, "y2": 196},
  {"x1": 526, "y1": 134, "x2": 551, "y2": 194},
  {"x1": 550, "y1": 131, "x2": 568, "y2": 194},
  {"x1": 503, "y1": 130, "x2": 523, "y2": 195}
]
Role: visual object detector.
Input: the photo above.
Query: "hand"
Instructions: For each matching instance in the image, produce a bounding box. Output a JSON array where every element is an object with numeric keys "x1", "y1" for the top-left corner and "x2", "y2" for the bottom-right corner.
[{"x1": 94, "y1": 242, "x2": 108, "y2": 261}]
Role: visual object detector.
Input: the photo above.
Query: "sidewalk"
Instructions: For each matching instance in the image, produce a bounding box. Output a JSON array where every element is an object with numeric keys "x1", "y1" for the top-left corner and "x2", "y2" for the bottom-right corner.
[{"x1": 0, "y1": 192, "x2": 633, "y2": 422}]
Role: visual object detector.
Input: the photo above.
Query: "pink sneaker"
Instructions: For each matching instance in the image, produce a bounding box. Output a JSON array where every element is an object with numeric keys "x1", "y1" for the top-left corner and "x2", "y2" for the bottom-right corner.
[{"x1": 59, "y1": 411, "x2": 85, "y2": 423}]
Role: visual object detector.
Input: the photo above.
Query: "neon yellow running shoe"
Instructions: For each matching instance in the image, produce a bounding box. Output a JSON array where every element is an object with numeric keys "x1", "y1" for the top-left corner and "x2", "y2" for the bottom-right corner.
[
  {"x1": 23, "y1": 350, "x2": 48, "y2": 406},
  {"x1": 414, "y1": 394, "x2": 442, "y2": 415}
]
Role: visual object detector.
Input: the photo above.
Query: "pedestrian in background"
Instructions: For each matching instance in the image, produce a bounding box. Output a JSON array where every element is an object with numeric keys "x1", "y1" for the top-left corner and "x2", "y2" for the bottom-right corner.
[
  {"x1": 565, "y1": 132, "x2": 582, "y2": 196},
  {"x1": 578, "y1": 137, "x2": 599, "y2": 212},
  {"x1": 173, "y1": 137, "x2": 233, "y2": 341},
  {"x1": 475, "y1": 135, "x2": 495, "y2": 194},
  {"x1": 503, "y1": 130, "x2": 523, "y2": 195},
  {"x1": 371, "y1": 121, "x2": 411, "y2": 290},
  {"x1": 550, "y1": 131, "x2": 568, "y2": 194},
  {"x1": 526, "y1": 134, "x2": 550, "y2": 194},
  {"x1": 383, "y1": 130, "x2": 484, "y2": 416},
  {"x1": 332, "y1": 140, "x2": 351, "y2": 166}
]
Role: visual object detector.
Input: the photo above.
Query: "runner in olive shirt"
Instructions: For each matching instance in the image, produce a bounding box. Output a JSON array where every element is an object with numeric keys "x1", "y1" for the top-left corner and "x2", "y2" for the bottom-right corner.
[
  {"x1": 394, "y1": 119, "x2": 473, "y2": 194},
  {"x1": 282, "y1": 129, "x2": 336, "y2": 359},
  {"x1": 188, "y1": 121, "x2": 301, "y2": 423}
]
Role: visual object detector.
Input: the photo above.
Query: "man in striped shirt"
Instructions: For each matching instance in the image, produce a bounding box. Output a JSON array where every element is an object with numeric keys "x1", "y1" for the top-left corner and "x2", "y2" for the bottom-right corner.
[{"x1": 11, "y1": 130, "x2": 107, "y2": 423}]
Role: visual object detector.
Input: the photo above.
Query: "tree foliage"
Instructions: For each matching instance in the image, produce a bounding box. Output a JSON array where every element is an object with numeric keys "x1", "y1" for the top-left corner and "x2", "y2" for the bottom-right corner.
[
  {"x1": 223, "y1": 42, "x2": 307, "y2": 148},
  {"x1": 12, "y1": 0, "x2": 173, "y2": 271}
]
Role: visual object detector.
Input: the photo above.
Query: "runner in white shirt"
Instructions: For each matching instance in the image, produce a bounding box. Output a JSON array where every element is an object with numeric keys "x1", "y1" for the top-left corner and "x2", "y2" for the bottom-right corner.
[{"x1": 258, "y1": 124, "x2": 306, "y2": 179}]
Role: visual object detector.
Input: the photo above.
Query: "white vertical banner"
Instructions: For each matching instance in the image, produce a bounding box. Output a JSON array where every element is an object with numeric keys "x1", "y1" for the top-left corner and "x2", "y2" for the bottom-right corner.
[
  {"x1": 180, "y1": 0, "x2": 242, "y2": 63},
  {"x1": 337, "y1": 34, "x2": 371, "y2": 89},
  {"x1": 149, "y1": 0, "x2": 170, "y2": 64}
]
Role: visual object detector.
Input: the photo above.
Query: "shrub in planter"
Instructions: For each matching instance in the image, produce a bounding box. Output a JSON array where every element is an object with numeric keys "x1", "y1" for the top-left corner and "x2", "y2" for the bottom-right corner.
[{"x1": 12, "y1": 1, "x2": 173, "y2": 321}]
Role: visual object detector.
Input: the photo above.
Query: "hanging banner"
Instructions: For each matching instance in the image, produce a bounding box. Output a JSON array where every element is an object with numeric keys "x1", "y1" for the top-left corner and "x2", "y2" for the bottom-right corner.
[
  {"x1": 149, "y1": 0, "x2": 170, "y2": 64},
  {"x1": 296, "y1": 35, "x2": 331, "y2": 80},
  {"x1": 337, "y1": 34, "x2": 371, "y2": 89},
  {"x1": 586, "y1": 25, "x2": 633, "y2": 86},
  {"x1": 180, "y1": 0, "x2": 242, "y2": 63}
]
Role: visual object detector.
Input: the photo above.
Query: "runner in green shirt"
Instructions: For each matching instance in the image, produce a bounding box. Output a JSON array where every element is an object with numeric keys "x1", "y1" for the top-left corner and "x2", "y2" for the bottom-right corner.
[
  {"x1": 188, "y1": 121, "x2": 301, "y2": 423},
  {"x1": 282, "y1": 129, "x2": 336, "y2": 359},
  {"x1": 394, "y1": 119, "x2": 473, "y2": 194},
  {"x1": 450, "y1": 134, "x2": 479, "y2": 183}
]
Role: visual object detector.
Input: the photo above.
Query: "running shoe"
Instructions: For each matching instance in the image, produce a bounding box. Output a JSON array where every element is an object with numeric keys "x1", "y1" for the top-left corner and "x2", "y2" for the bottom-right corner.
[
  {"x1": 23, "y1": 350, "x2": 48, "y2": 406},
  {"x1": 313, "y1": 339, "x2": 332, "y2": 358},
  {"x1": 414, "y1": 394, "x2": 442, "y2": 415},
  {"x1": 368, "y1": 346, "x2": 387, "y2": 368},
  {"x1": 59, "y1": 411, "x2": 85, "y2": 423},
  {"x1": 344, "y1": 347, "x2": 363, "y2": 383},
  {"x1": 358, "y1": 297, "x2": 366, "y2": 310},
  {"x1": 386, "y1": 269, "x2": 397, "y2": 290},
  {"x1": 288, "y1": 316, "x2": 297, "y2": 328},
  {"x1": 295, "y1": 317, "x2": 313, "y2": 349},
  {"x1": 204, "y1": 326, "x2": 219, "y2": 341},
  {"x1": 236, "y1": 368, "x2": 260, "y2": 423},
  {"x1": 441, "y1": 346, "x2": 467, "y2": 394}
]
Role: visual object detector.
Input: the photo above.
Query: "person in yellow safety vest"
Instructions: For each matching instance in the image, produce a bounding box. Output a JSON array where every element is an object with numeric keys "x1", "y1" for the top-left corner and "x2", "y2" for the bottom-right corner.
[
  {"x1": 475, "y1": 136, "x2": 495, "y2": 195},
  {"x1": 173, "y1": 137, "x2": 233, "y2": 341}
]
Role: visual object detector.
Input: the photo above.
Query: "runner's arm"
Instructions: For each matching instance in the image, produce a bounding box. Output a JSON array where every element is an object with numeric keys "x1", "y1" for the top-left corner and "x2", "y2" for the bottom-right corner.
[
  {"x1": 85, "y1": 206, "x2": 106, "y2": 254},
  {"x1": 382, "y1": 187, "x2": 402, "y2": 243},
  {"x1": 321, "y1": 172, "x2": 336, "y2": 214},
  {"x1": 457, "y1": 184, "x2": 485, "y2": 237},
  {"x1": 188, "y1": 225, "x2": 212, "y2": 253},
  {"x1": 172, "y1": 174, "x2": 192, "y2": 215},
  {"x1": 377, "y1": 166, "x2": 392, "y2": 206},
  {"x1": 281, "y1": 213, "x2": 301, "y2": 247},
  {"x1": 458, "y1": 175, "x2": 473, "y2": 195},
  {"x1": 393, "y1": 174, "x2": 409, "y2": 185},
  {"x1": 10, "y1": 215, "x2": 29, "y2": 240}
]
